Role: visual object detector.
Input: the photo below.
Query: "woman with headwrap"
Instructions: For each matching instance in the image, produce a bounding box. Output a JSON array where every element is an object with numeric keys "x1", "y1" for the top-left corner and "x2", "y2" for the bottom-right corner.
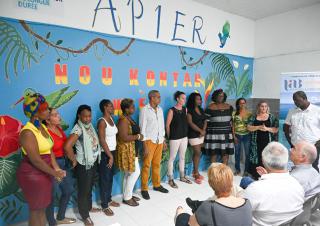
[
  {"x1": 16, "y1": 90, "x2": 66, "y2": 226},
  {"x1": 64, "y1": 105, "x2": 101, "y2": 226}
]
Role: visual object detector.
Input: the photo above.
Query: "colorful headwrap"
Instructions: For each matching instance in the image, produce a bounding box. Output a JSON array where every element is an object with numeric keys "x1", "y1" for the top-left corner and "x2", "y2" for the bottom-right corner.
[{"x1": 23, "y1": 93, "x2": 48, "y2": 118}]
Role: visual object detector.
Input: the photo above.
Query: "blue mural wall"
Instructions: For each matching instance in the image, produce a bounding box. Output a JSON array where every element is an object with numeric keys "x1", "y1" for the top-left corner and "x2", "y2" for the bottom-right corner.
[{"x1": 0, "y1": 17, "x2": 253, "y2": 225}]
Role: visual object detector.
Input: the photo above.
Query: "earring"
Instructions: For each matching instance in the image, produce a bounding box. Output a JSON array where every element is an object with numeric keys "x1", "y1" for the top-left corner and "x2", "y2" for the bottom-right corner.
[{"x1": 33, "y1": 117, "x2": 41, "y2": 128}]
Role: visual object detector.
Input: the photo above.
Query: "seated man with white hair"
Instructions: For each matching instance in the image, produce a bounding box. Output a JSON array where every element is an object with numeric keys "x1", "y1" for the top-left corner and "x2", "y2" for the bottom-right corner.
[
  {"x1": 244, "y1": 142, "x2": 304, "y2": 226},
  {"x1": 290, "y1": 141, "x2": 320, "y2": 200}
]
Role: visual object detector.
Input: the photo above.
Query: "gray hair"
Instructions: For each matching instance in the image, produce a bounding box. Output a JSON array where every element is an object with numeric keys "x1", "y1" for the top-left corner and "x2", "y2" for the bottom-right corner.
[
  {"x1": 148, "y1": 90, "x2": 159, "y2": 100},
  {"x1": 297, "y1": 141, "x2": 317, "y2": 164},
  {"x1": 262, "y1": 142, "x2": 289, "y2": 170}
]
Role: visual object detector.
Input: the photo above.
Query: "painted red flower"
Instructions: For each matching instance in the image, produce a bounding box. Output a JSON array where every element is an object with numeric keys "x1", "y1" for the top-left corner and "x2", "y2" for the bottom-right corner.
[{"x1": 0, "y1": 115, "x2": 23, "y2": 158}]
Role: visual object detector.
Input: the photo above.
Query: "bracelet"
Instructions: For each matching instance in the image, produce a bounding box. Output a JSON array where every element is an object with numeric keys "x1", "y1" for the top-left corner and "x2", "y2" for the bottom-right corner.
[{"x1": 137, "y1": 134, "x2": 141, "y2": 140}]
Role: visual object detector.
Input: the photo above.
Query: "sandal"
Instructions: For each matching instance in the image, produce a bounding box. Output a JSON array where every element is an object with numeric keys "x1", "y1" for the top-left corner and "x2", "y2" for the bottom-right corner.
[
  {"x1": 108, "y1": 200, "x2": 120, "y2": 207},
  {"x1": 194, "y1": 174, "x2": 202, "y2": 184},
  {"x1": 102, "y1": 207, "x2": 114, "y2": 216},
  {"x1": 180, "y1": 177, "x2": 192, "y2": 184},
  {"x1": 169, "y1": 179, "x2": 178, "y2": 188},
  {"x1": 192, "y1": 172, "x2": 204, "y2": 180},
  {"x1": 90, "y1": 207, "x2": 101, "y2": 213},
  {"x1": 132, "y1": 196, "x2": 141, "y2": 202},
  {"x1": 123, "y1": 198, "x2": 139, "y2": 207}
]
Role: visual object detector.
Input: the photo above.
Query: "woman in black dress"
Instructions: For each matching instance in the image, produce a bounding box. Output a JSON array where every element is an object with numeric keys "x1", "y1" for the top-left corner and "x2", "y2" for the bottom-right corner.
[
  {"x1": 247, "y1": 101, "x2": 279, "y2": 180},
  {"x1": 204, "y1": 89, "x2": 234, "y2": 164},
  {"x1": 186, "y1": 92, "x2": 207, "y2": 184}
]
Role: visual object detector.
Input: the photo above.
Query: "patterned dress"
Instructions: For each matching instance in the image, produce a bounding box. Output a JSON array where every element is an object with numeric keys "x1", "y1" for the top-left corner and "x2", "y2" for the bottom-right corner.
[
  {"x1": 248, "y1": 114, "x2": 278, "y2": 179},
  {"x1": 204, "y1": 106, "x2": 234, "y2": 156},
  {"x1": 116, "y1": 115, "x2": 136, "y2": 173}
]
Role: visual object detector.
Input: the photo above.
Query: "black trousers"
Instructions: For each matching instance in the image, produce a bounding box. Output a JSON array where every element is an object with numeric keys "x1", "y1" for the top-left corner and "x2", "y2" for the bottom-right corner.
[
  {"x1": 175, "y1": 213, "x2": 191, "y2": 226},
  {"x1": 75, "y1": 161, "x2": 98, "y2": 220},
  {"x1": 99, "y1": 152, "x2": 116, "y2": 209},
  {"x1": 312, "y1": 142, "x2": 320, "y2": 172}
]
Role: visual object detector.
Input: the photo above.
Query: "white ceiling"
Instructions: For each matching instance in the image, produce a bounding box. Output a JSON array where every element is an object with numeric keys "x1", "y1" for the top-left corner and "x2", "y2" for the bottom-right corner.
[{"x1": 192, "y1": 0, "x2": 320, "y2": 20}]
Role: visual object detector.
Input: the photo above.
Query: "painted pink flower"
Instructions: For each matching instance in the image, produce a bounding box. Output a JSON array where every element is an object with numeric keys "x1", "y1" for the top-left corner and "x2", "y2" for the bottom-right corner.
[{"x1": 0, "y1": 115, "x2": 23, "y2": 158}]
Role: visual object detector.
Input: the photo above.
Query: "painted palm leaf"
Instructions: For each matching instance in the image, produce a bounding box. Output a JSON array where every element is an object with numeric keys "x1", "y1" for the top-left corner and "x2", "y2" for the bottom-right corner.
[
  {"x1": 45, "y1": 87, "x2": 79, "y2": 130},
  {"x1": 210, "y1": 53, "x2": 234, "y2": 80},
  {"x1": 225, "y1": 74, "x2": 237, "y2": 97},
  {"x1": 52, "y1": 90, "x2": 78, "y2": 109},
  {"x1": 0, "y1": 153, "x2": 22, "y2": 199},
  {"x1": 46, "y1": 86, "x2": 70, "y2": 108},
  {"x1": 0, "y1": 198, "x2": 23, "y2": 223},
  {"x1": 236, "y1": 69, "x2": 249, "y2": 97},
  {"x1": 242, "y1": 80, "x2": 253, "y2": 97},
  {"x1": 0, "y1": 20, "x2": 37, "y2": 80}
]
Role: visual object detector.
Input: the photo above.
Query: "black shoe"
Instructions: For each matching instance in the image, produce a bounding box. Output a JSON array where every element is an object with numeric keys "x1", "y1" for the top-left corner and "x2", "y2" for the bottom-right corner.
[
  {"x1": 153, "y1": 185, "x2": 169, "y2": 193},
  {"x1": 186, "y1": 197, "x2": 202, "y2": 213},
  {"x1": 141, "y1": 191, "x2": 150, "y2": 200}
]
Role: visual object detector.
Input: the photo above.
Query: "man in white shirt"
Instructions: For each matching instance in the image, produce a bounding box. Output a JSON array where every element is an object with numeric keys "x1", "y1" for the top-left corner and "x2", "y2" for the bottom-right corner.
[
  {"x1": 283, "y1": 91, "x2": 320, "y2": 171},
  {"x1": 290, "y1": 141, "x2": 320, "y2": 200},
  {"x1": 139, "y1": 90, "x2": 168, "y2": 200},
  {"x1": 244, "y1": 142, "x2": 304, "y2": 226}
]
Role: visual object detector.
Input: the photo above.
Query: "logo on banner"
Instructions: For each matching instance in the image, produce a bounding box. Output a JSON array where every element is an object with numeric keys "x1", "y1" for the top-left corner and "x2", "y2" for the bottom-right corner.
[
  {"x1": 17, "y1": 0, "x2": 63, "y2": 11},
  {"x1": 284, "y1": 79, "x2": 302, "y2": 91}
]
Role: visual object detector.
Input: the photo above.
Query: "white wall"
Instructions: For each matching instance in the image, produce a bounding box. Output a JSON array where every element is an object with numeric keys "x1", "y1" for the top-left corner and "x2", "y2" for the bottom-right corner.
[
  {"x1": 253, "y1": 3, "x2": 320, "y2": 98},
  {"x1": 0, "y1": 0, "x2": 255, "y2": 57}
]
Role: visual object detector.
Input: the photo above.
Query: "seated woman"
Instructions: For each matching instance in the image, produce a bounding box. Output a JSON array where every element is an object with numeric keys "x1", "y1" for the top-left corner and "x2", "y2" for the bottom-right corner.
[{"x1": 175, "y1": 164, "x2": 252, "y2": 226}]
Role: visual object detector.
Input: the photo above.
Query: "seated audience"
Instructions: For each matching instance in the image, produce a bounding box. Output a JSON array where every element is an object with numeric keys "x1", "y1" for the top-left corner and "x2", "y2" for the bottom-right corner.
[
  {"x1": 186, "y1": 163, "x2": 244, "y2": 213},
  {"x1": 244, "y1": 142, "x2": 304, "y2": 226},
  {"x1": 242, "y1": 141, "x2": 320, "y2": 200},
  {"x1": 175, "y1": 164, "x2": 252, "y2": 226},
  {"x1": 288, "y1": 141, "x2": 320, "y2": 200}
]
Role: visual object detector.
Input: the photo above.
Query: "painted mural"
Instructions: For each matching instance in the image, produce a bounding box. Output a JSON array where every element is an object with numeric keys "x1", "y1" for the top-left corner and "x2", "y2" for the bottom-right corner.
[{"x1": 0, "y1": 17, "x2": 253, "y2": 225}]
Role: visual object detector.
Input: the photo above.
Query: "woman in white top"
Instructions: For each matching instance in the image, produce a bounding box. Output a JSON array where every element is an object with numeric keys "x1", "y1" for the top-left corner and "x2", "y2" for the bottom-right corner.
[{"x1": 97, "y1": 99, "x2": 120, "y2": 217}]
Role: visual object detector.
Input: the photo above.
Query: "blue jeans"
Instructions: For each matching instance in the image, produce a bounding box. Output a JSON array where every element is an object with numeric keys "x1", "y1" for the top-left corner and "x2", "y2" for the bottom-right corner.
[
  {"x1": 240, "y1": 176, "x2": 254, "y2": 189},
  {"x1": 46, "y1": 158, "x2": 74, "y2": 226},
  {"x1": 99, "y1": 152, "x2": 115, "y2": 209},
  {"x1": 234, "y1": 134, "x2": 250, "y2": 172}
]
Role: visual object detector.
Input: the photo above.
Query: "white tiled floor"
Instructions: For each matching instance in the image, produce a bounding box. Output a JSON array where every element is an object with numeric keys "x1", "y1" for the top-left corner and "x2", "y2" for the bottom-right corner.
[
  {"x1": 11, "y1": 172, "x2": 223, "y2": 226},
  {"x1": 11, "y1": 171, "x2": 320, "y2": 226}
]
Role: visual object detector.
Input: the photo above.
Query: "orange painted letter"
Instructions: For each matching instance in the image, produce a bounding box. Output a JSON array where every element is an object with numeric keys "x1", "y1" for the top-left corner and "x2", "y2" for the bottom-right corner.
[{"x1": 54, "y1": 64, "x2": 68, "y2": 84}]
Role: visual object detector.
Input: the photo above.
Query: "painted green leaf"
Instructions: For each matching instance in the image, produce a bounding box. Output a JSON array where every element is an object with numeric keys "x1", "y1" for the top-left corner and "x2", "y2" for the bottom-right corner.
[
  {"x1": 0, "y1": 20, "x2": 38, "y2": 80},
  {"x1": 210, "y1": 53, "x2": 234, "y2": 80},
  {"x1": 181, "y1": 66, "x2": 186, "y2": 70},
  {"x1": 11, "y1": 205, "x2": 22, "y2": 222},
  {"x1": 236, "y1": 70, "x2": 250, "y2": 97},
  {"x1": 52, "y1": 90, "x2": 79, "y2": 109},
  {"x1": 56, "y1": 40, "x2": 63, "y2": 45},
  {"x1": 35, "y1": 41, "x2": 38, "y2": 50},
  {"x1": 14, "y1": 189, "x2": 25, "y2": 202},
  {"x1": 0, "y1": 153, "x2": 22, "y2": 198},
  {"x1": 225, "y1": 74, "x2": 237, "y2": 97},
  {"x1": 60, "y1": 119, "x2": 69, "y2": 131},
  {"x1": 242, "y1": 80, "x2": 253, "y2": 97},
  {"x1": 45, "y1": 86, "x2": 69, "y2": 108},
  {"x1": 0, "y1": 199, "x2": 23, "y2": 223},
  {"x1": 46, "y1": 32, "x2": 51, "y2": 39},
  {"x1": 4, "y1": 209, "x2": 15, "y2": 221}
]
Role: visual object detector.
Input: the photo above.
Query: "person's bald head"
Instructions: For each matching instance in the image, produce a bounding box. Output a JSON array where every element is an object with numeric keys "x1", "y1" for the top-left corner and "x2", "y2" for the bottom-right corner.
[{"x1": 290, "y1": 141, "x2": 317, "y2": 165}]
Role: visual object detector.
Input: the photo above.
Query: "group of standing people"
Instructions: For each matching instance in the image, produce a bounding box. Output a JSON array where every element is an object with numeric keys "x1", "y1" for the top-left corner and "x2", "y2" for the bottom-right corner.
[{"x1": 15, "y1": 87, "x2": 320, "y2": 226}]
